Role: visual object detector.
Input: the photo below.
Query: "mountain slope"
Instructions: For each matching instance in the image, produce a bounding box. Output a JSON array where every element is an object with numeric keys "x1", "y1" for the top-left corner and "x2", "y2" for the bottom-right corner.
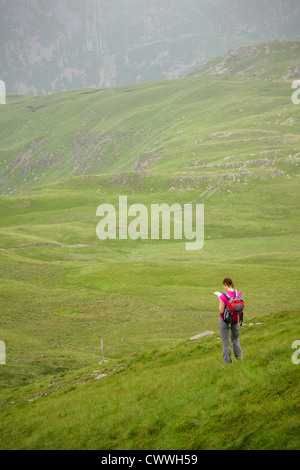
[
  {"x1": 0, "y1": 39, "x2": 300, "y2": 449},
  {"x1": 1, "y1": 40, "x2": 300, "y2": 195},
  {"x1": 1, "y1": 309, "x2": 299, "y2": 450},
  {"x1": 185, "y1": 39, "x2": 300, "y2": 80},
  {"x1": 1, "y1": 0, "x2": 300, "y2": 95}
]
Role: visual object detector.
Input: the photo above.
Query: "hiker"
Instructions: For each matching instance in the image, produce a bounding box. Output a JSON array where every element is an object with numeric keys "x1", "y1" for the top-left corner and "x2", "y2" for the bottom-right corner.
[{"x1": 218, "y1": 277, "x2": 243, "y2": 364}]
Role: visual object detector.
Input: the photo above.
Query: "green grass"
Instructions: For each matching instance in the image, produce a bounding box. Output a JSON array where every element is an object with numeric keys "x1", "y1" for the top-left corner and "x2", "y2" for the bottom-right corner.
[
  {"x1": 0, "y1": 174, "x2": 299, "y2": 449},
  {"x1": 0, "y1": 41, "x2": 299, "y2": 449},
  {"x1": 0, "y1": 310, "x2": 299, "y2": 450},
  {"x1": 1, "y1": 40, "x2": 300, "y2": 195}
]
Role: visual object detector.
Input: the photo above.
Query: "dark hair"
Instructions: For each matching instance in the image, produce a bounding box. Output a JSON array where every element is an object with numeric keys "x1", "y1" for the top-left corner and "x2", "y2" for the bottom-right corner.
[{"x1": 223, "y1": 277, "x2": 234, "y2": 287}]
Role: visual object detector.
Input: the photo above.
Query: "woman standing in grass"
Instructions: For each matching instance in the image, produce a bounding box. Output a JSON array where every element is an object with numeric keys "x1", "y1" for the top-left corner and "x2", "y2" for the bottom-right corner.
[{"x1": 218, "y1": 277, "x2": 243, "y2": 364}]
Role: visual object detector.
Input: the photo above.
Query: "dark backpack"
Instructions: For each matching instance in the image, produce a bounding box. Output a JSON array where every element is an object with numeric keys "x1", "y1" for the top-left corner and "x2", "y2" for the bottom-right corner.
[{"x1": 223, "y1": 289, "x2": 245, "y2": 326}]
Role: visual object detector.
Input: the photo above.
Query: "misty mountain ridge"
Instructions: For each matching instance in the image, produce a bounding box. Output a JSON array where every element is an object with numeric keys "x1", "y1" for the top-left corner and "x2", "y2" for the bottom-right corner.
[
  {"x1": 185, "y1": 39, "x2": 300, "y2": 81},
  {"x1": 1, "y1": 0, "x2": 300, "y2": 95}
]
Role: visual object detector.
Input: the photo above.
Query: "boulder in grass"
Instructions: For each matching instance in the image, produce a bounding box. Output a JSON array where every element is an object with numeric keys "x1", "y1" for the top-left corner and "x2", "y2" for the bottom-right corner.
[{"x1": 189, "y1": 331, "x2": 214, "y2": 340}]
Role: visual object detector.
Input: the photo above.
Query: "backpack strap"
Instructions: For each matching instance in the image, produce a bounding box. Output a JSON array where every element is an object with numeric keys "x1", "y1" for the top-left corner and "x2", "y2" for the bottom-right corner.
[
  {"x1": 223, "y1": 290, "x2": 242, "y2": 302},
  {"x1": 235, "y1": 289, "x2": 243, "y2": 300},
  {"x1": 222, "y1": 292, "x2": 231, "y2": 300}
]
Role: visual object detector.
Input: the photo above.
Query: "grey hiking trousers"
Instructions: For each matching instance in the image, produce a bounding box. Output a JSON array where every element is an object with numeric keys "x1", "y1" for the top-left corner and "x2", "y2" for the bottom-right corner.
[{"x1": 219, "y1": 317, "x2": 242, "y2": 363}]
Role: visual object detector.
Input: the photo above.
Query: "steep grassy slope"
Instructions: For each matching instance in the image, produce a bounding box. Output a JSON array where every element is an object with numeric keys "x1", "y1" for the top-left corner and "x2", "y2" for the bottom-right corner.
[
  {"x1": 1, "y1": 40, "x2": 300, "y2": 195},
  {"x1": 185, "y1": 39, "x2": 300, "y2": 80},
  {"x1": 0, "y1": 174, "x2": 299, "y2": 389},
  {"x1": 0, "y1": 41, "x2": 299, "y2": 450},
  {"x1": 0, "y1": 309, "x2": 299, "y2": 450}
]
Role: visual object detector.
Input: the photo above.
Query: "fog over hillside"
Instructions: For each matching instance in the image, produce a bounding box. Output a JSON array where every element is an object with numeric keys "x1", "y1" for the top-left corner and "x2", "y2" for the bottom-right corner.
[{"x1": 1, "y1": 0, "x2": 300, "y2": 95}]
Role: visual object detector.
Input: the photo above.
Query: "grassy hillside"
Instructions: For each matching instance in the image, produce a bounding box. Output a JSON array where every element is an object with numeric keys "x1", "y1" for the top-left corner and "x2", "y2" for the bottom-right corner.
[
  {"x1": 0, "y1": 41, "x2": 299, "y2": 450},
  {"x1": 0, "y1": 310, "x2": 299, "y2": 450},
  {"x1": 1, "y1": 40, "x2": 300, "y2": 195},
  {"x1": 0, "y1": 172, "x2": 299, "y2": 449},
  {"x1": 185, "y1": 39, "x2": 300, "y2": 80}
]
